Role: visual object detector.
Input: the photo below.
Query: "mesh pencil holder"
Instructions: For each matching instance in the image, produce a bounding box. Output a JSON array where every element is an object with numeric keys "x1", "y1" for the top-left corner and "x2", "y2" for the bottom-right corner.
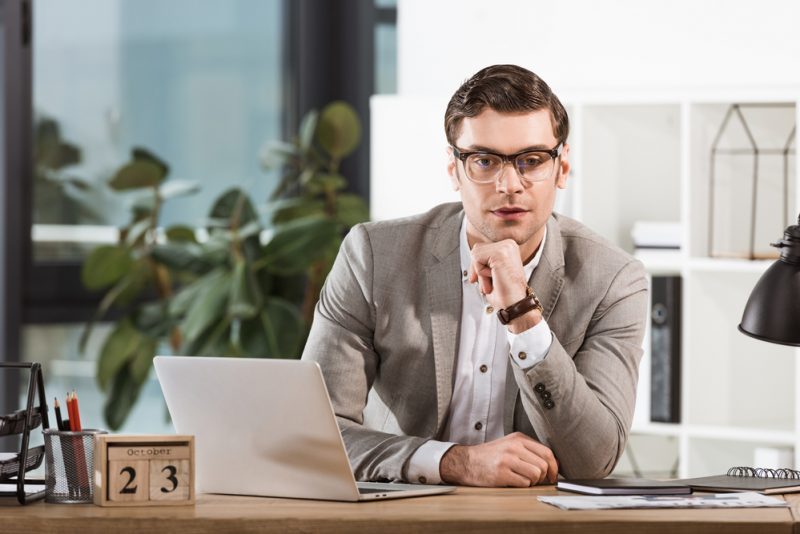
[{"x1": 43, "y1": 428, "x2": 107, "y2": 504}]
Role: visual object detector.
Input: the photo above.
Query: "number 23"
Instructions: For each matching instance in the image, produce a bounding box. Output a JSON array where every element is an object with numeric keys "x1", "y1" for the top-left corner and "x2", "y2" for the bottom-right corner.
[{"x1": 118, "y1": 465, "x2": 178, "y2": 494}]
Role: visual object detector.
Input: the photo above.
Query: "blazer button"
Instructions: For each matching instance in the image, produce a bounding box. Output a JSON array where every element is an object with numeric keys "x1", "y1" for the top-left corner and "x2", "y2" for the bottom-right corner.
[
  {"x1": 542, "y1": 391, "x2": 552, "y2": 400},
  {"x1": 474, "y1": 421, "x2": 483, "y2": 430},
  {"x1": 544, "y1": 399, "x2": 555, "y2": 409},
  {"x1": 418, "y1": 476, "x2": 427, "y2": 484},
  {"x1": 534, "y1": 383, "x2": 546, "y2": 393},
  {"x1": 518, "y1": 352, "x2": 527, "y2": 360}
]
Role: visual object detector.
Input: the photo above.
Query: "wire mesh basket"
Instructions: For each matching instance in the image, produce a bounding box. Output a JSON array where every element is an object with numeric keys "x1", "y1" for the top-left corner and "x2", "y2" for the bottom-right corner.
[{"x1": 43, "y1": 428, "x2": 107, "y2": 504}]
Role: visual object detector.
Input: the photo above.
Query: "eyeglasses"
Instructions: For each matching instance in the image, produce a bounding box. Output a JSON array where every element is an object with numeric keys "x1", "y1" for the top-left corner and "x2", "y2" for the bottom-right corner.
[{"x1": 451, "y1": 143, "x2": 563, "y2": 185}]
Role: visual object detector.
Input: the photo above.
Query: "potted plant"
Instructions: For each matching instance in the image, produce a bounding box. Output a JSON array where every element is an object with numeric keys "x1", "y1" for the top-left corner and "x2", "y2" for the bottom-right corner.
[{"x1": 81, "y1": 101, "x2": 368, "y2": 429}]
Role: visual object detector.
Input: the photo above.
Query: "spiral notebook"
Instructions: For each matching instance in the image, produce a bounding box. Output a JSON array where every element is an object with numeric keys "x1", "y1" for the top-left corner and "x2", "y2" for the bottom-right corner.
[{"x1": 679, "y1": 467, "x2": 800, "y2": 495}]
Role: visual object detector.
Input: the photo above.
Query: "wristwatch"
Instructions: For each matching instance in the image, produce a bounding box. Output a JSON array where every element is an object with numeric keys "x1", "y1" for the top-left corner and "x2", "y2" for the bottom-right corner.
[{"x1": 496, "y1": 286, "x2": 543, "y2": 325}]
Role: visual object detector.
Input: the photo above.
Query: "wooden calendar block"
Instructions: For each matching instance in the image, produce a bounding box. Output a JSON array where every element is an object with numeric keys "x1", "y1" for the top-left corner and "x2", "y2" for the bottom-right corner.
[
  {"x1": 149, "y1": 459, "x2": 190, "y2": 501},
  {"x1": 108, "y1": 460, "x2": 149, "y2": 502},
  {"x1": 94, "y1": 435, "x2": 195, "y2": 507}
]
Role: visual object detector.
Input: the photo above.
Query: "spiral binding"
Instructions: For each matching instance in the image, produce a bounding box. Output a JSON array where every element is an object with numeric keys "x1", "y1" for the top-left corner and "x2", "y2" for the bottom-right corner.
[{"x1": 726, "y1": 466, "x2": 800, "y2": 479}]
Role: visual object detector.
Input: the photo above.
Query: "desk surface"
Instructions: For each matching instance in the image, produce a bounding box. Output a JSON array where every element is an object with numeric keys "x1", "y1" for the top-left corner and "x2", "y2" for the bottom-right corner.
[{"x1": 4, "y1": 486, "x2": 800, "y2": 534}]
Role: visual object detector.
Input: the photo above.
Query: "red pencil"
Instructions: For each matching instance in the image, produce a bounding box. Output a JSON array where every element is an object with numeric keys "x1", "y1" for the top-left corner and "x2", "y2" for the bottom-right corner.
[
  {"x1": 71, "y1": 390, "x2": 83, "y2": 431},
  {"x1": 66, "y1": 392, "x2": 75, "y2": 431}
]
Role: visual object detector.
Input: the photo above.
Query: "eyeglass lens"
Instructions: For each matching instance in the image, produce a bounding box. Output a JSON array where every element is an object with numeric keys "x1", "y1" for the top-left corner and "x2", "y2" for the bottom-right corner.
[{"x1": 465, "y1": 152, "x2": 555, "y2": 183}]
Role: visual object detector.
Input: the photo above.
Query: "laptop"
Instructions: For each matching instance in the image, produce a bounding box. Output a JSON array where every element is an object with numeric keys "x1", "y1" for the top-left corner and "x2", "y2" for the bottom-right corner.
[{"x1": 153, "y1": 356, "x2": 456, "y2": 501}]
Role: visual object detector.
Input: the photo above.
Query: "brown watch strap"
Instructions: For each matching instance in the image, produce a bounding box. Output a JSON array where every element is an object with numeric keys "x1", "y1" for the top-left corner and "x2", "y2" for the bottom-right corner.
[{"x1": 496, "y1": 287, "x2": 543, "y2": 325}]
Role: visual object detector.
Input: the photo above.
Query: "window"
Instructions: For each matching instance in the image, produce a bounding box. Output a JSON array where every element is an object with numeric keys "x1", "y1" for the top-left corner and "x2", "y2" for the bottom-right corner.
[{"x1": 3, "y1": 0, "x2": 395, "y2": 434}]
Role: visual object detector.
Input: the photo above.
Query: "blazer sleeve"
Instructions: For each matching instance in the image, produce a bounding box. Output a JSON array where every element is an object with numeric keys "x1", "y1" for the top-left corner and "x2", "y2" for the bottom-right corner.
[
  {"x1": 301, "y1": 224, "x2": 427, "y2": 482},
  {"x1": 511, "y1": 258, "x2": 649, "y2": 479}
]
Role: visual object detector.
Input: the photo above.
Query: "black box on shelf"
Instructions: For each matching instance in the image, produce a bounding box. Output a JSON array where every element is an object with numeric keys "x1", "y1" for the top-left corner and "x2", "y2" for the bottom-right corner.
[{"x1": 650, "y1": 276, "x2": 682, "y2": 424}]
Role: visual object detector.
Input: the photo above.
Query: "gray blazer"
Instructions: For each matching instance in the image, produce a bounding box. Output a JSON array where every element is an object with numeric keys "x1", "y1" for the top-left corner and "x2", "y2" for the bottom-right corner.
[{"x1": 302, "y1": 202, "x2": 648, "y2": 482}]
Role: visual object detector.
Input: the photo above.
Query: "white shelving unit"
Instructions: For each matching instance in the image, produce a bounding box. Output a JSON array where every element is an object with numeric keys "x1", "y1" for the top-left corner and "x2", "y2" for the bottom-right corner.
[
  {"x1": 370, "y1": 90, "x2": 799, "y2": 479},
  {"x1": 567, "y1": 91, "x2": 800, "y2": 478}
]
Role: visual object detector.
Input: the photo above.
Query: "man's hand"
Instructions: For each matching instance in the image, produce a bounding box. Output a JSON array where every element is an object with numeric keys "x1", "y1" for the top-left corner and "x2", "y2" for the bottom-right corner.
[
  {"x1": 468, "y1": 239, "x2": 529, "y2": 307},
  {"x1": 439, "y1": 432, "x2": 559, "y2": 487},
  {"x1": 468, "y1": 240, "x2": 542, "y2": 333}
]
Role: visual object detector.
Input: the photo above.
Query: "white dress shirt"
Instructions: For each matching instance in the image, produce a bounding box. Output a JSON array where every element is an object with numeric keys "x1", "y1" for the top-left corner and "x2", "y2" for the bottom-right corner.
[{"x1": 405, "y1": 216, "x2": 554, "y2": 484}]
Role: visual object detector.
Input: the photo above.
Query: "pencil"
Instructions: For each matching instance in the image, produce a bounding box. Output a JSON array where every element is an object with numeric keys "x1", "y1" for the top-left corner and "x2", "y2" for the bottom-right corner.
[
  {"x1": 54, "y1": 397, "x2": 64, "y2": 431},
  {"x1": 67, "y1": 391, "x2": 75, "y2": 436},
  {"x1": 71, "y1": 390, "x2": 83, "y2": 432}
]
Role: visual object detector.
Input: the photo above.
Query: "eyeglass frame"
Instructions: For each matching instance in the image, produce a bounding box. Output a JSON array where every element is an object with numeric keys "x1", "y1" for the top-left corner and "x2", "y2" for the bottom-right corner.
[{"x1": 451, "y1": 143, "x2": 564, "y2": 185}]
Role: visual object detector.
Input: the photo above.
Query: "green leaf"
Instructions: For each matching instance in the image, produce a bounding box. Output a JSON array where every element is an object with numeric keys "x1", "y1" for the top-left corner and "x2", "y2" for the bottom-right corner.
[
  {"x1": 228, "y1": 260, "x2": 263, "y2": 320},
  {"x1": 260, "y1": 140, "x2": 299, "y2": 169},
  {"x1": 180, "y1": 268, "x2": 232, "y2": 344},
  {"x1": 109, "y1": 160, "x2": 167, "y2": 191},
  {"x1": 79, "y1": 261, "x2": 151, "y2": 354},
  {"x1": 306, "y1": 173, "x2": 347, "y2": 195},
  {"x1": 240, "y1": 298, "x2": 304, "y2": 358},
  {"x1": 181, "y1": 316, "x2": 231, "y2": 357},
  {"x1": 129, "y1": 335, "x2": 157, "y2": 384},
  {"x1": 125, "y1": 218, "x2": 151, "y2": 247},
  {"x1": 82, "y1": 245, "x2": 134, "y2": 290},
  {"x1": 151, "y1": 243, "x2": 215, "y2": 274},
  {"x1": 208, "y1": 188, "x2": 258, "y2": 229},
  {"x1": 299, "y1": 109, "x2": 319, "y2": 151},
  {"x1": 271, "y1": 197, "x2": 325, "y2": 224},
  {"x1": 335, "y1": 193, "x2": 370, "y2": 228},
  {"x1": 96, "y1": 319, "x2": 141, "y2": 392},
  {"x1": 133, "y1": 302, "x2": 171, "y2": 338},
  {"x1": 132, "y1": 147, "x2": 169, "y2": 177},
  {"x1": 317, "y1": 101, "x2": 362, "y2": 159},
  {"x1": 103, "y1": 365, "x2": 147, "y2": 431},
  {"x1": 260, "y1": 217, "x2": 340, "y2": 275},
  {"x1": 165, "y1": 225, "x2": 197, "y2": 243},
  {"x1": 159, "y1": 180, "x2": 200, "y2": 200}
]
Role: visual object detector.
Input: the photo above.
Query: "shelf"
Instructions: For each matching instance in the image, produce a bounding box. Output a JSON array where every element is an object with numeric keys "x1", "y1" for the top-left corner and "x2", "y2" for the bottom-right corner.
[
  {"x1": 630, "y1": 422, "x2": 682, "y2": 437},
  {"x1": 685, "y1": 425, "x2": 797, "y2": 445},
  {"x1": 634, "y1": 250, "x2": 683, "y2": 275},
  {"x1": 687, "y1": 257, "x2": 776, "y2": 273}
]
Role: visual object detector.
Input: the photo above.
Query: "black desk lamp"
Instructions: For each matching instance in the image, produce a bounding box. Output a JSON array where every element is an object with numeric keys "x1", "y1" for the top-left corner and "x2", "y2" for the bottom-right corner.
[{"x1": 739, "y1": 214, "x2": 800, "y2": 346}]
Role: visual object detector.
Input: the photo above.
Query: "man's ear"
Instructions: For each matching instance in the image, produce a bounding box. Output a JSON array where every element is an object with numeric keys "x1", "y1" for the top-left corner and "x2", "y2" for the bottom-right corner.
[
  {"x1": 446, "y1": 146, "x2": 460, "y2": 191},
  {"x1": 556, "y1": 143, "x2": 570, "y2": 189}
]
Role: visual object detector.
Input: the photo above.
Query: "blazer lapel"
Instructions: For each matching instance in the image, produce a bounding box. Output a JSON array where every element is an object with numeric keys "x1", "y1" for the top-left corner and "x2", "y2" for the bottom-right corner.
[
  {"x1": 503, "y1": 215, "x2": 566, "y2": 434},
  {"x1": 426, "y1": 210, "x2": 463, "y2": 436}
]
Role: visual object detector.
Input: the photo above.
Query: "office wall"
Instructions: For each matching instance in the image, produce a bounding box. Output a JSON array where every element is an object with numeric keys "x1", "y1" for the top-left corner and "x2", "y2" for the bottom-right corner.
[{"x1": 397, "y1": 0, "x2": 800, "y2": 97}]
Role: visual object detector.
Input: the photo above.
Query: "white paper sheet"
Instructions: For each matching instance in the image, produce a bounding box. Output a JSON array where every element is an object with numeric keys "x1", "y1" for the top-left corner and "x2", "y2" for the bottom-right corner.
[{"x1": 539, "y1": 491, "x2": 787, "y2": 510}]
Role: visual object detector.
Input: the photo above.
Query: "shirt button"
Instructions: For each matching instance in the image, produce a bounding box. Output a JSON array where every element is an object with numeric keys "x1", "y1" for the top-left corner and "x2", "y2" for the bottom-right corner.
[
  {"x1": 534, "y1": 383, "x2": 546, "y2": 393},
  {"x1": 542, "y1": 391, "x2": 552, "y2": 400},
  {"x1": 479, "y1": 364, "x2": 488, "y2": 373},
  {"x1": 485, "y1": 306, "x2": 494, "y2": 314},
  {"x1": 418, "y1": 476, "x2": 427, "y2": 484},
  {"x1": 462, "y1": 270, "x2": 468, "y2": 278},
  {"x1": 474, "y1": 421, "x2": 483, "y2": 430},
  {"x1": 518, "y1": 351, "x2": 527, "y2": 360},
  {"x1": 544, "y1": 399, "x2": 555, "y2": 409}
]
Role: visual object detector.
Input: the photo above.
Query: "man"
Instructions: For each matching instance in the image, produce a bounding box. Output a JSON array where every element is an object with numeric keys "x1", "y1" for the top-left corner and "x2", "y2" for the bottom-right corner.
[{"x1": 302, "y1": 64, "x2": 648, "y2": 487}]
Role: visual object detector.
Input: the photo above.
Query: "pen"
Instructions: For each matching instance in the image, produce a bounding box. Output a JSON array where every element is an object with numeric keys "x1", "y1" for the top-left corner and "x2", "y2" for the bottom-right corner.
[{"x1": 54, "y1": 397, "x2": 64, "y2": 431}]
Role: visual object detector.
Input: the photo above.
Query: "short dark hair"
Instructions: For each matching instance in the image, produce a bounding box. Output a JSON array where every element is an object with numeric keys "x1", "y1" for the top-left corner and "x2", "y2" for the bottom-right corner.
[{"x1": 444, "y1": 64, "x2": 569, "y2": 147}]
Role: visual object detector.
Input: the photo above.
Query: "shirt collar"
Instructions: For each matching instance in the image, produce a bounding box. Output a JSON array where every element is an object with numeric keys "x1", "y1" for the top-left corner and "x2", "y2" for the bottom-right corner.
[{"x1": 459, "y1": 215, "x2": 546, "y2": 283}]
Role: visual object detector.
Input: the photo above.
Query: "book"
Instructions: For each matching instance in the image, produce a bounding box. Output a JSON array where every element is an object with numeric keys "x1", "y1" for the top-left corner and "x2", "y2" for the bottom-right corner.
[
  {"x1": 557, "y1": 478, "x2": 693, "y2": 496},
  {"x1": 679, "y1": 466, "x2": 800, "y2": 495}
]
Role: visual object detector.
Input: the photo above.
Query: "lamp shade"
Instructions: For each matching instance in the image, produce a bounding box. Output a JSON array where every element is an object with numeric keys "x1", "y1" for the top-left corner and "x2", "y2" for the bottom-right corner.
[{"x1": 739, "y1": 218, "x2": 800, "y2": 346}]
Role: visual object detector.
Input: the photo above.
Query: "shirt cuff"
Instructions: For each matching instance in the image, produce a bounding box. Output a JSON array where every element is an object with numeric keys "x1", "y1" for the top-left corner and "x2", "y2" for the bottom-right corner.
[
  {"x1": 506, "y1": 317, "x2": 553, "y2": 369},
  {"x1": 405, "y1": 440, "x2": 457, "y2": 485}
]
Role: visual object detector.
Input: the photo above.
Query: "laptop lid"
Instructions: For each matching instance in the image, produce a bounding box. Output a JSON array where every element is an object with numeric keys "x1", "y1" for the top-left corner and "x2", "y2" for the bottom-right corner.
[{"x1": 153, "y1": 356, "x2": 361, "y2": 501}]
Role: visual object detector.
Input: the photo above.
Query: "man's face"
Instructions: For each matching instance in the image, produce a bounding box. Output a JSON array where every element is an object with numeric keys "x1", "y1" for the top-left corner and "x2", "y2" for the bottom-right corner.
[{"x1": 447, "y1": 108, "x2": 570, "y2": 260}]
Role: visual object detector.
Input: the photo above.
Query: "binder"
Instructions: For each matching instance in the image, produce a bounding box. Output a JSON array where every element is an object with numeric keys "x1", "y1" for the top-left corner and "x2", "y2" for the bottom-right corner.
[{"x1": 650, "y1": 276, "x2": 681, "y2": 423}]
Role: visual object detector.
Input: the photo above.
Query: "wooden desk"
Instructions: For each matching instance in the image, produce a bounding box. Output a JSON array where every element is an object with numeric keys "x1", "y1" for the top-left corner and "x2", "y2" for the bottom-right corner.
[{"x1": 3, "y1": 487, "x2": 798, "y2": 533}]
